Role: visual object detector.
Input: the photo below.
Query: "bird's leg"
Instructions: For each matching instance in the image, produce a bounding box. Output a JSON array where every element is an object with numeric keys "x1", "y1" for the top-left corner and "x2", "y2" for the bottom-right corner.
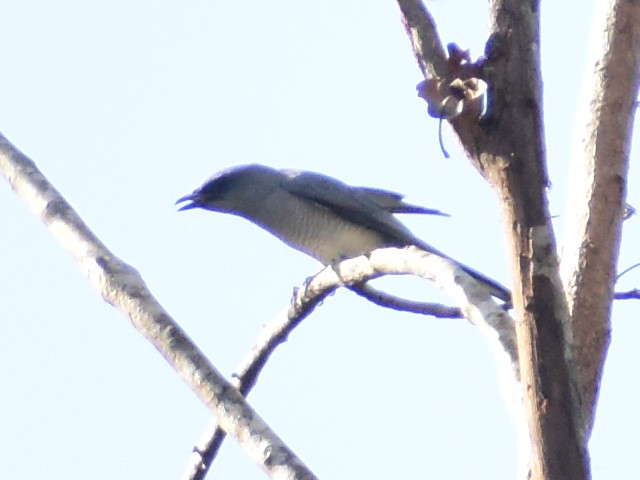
[
  {"x1": 328, "y1": 253, "x2": 367, "y2": 287},
  {"x1": 290, "y1": 256, "x2": 354, "y2": 306},
  {"x1": 290, "y1": 266, "x2": 339, "y2": 307}
]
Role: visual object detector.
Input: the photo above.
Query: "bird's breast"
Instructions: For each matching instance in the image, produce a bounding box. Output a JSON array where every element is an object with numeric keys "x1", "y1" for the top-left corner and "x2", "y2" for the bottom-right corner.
[{"x1": 252, "y1": 196, "x2": 389, "y2": 264}]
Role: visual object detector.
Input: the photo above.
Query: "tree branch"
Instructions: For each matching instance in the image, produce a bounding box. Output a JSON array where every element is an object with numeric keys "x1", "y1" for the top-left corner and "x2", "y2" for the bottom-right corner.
[
  {"x1": 614, "y1": 289, "x2": 640, "y2": 300},
  {"x1": 396, "y1": 0, "x2": 448, "y2": 79},
  {"x1": 560, "y1": 0, "x2": 640, "y2": 439},
  {"x1": 349, "y1": 283, "x2": 464, "y2": 317},
  {"x1": 398, "y1": 0, "x2": 592, "y2": 478},
  {"x1": 184, "y1": 247, "x2": 519, "y2": 479},
  {"x1": 480, "y1": 2, "x2": 589, "y2": 477},
  {"x1": 0, "y1": 132, "x2": 317, "y2": 480},
  {"x1": 182, "y1": 272, "x2": 338, "y2": 480}
]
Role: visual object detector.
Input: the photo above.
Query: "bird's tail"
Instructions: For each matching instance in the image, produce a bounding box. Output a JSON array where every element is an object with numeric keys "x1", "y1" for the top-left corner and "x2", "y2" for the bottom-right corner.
[
  {"x1": 413, "y1": 240, "x2": 511, "y2": 303},
  {"x1": 457, "y1": 262, "x2": 511, "y2": 303}
]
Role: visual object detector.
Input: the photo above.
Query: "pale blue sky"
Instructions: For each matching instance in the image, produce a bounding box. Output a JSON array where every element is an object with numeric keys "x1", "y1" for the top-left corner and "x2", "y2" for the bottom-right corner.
[{"x1": 1, "y1": 1, "x2": 638, "y2": 479}]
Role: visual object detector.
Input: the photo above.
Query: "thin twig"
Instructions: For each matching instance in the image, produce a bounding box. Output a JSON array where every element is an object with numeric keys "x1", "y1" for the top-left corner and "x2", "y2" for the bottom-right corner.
[
  {"x1": 349, "y1": 283, "x2": 462, "y2": 317},
  {"x1": 616, "y1": 263, "x2": 640, "y2": 280},
  {"x1": 614, "y1": 289, "x2": 640, "y2": 300}
]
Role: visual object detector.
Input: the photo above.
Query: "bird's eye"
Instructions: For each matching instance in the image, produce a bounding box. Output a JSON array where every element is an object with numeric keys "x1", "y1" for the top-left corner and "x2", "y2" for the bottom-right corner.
[{"x1": 199, "y1": 175, "x2": 234, "y2": 200}]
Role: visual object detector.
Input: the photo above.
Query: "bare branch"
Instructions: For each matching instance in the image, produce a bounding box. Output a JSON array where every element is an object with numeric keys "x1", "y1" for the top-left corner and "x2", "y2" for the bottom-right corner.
[
  {"x1": 185, "y1": 247, "x2": 519, "y2": 479},
  {"x1": 560, "y1": 0, "x2": 640, "y2": 440},
  {"x1": 398, "y1": 0, "x2": 590, "y2": 477},
  {"x1": 182, "y1": 276, "x2": 338, "y2": 479},
  {"x1": 396, "y1": 0, "x2": 448, "y2": 78},
  {"x1": 482, "y1": 2, "x2": 593, "y2": 478},
  {"x1": 0, "y1": 132, "x2": 317, "y2": 480},
  {"x1": 349, "y1": 283, "x2": 463, "y2": 317},
  {"x1": 614, "y1": 289, "x2": 640, "y2": 300},
  {"x1": 617, "y1": 262, "x2": 640, "y2": 280}
]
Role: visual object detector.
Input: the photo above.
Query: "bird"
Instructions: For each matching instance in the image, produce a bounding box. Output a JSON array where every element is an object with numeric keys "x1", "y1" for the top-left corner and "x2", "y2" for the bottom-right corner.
[{"x1": 176, "y1": 164, "x2": 510, "y2": 302}]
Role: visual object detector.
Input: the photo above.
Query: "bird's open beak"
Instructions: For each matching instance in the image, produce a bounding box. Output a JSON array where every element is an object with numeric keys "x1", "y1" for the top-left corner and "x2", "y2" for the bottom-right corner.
[{"x1": 175, "y1": 194, "x2": 199, "y2": 211}]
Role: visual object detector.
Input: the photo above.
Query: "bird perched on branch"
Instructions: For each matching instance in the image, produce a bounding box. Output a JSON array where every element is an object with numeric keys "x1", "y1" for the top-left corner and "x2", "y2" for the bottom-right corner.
[{"x1": 176, "y1": 164, "x2": 510, "y2": 302}]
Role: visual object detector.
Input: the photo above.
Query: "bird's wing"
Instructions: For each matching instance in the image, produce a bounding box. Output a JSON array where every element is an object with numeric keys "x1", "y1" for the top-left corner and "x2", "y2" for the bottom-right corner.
[
  {"x1": 283, "y1": 172, "x2": 510, "y2": 300},
  {"x1": 357, "y1": 187, "x2": 449, "y2": 216},
  {"x1": 280, "y1": 170, "x2": 421, "y2": 243}
]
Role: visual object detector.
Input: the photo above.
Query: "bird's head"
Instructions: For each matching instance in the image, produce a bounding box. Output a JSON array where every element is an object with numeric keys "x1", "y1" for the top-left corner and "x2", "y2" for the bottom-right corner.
[{"x1": 176, "y1": 163, "x2": 277, "y2": 214}]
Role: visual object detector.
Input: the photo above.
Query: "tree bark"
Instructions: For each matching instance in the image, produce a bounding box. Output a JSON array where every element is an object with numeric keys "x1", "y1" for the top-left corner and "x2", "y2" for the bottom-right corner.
[
  {"x1": 561, "y1": 0, "x2": 640, "y2": 439},
  {"x1": 398, "y1": 0, "x2": 593, "y2": 478}
]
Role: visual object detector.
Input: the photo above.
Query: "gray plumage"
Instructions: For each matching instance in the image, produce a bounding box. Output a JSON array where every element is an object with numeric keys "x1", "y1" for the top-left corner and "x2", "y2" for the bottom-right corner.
[{"x1": 176, "y1": 164, "x2": 510, "y2": 302}]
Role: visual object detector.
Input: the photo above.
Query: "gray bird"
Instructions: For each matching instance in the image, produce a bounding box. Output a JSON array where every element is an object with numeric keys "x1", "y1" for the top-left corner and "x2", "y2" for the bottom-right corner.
[{"x1": 176, "y1": 164, "x2": 510, "y2": 302}]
